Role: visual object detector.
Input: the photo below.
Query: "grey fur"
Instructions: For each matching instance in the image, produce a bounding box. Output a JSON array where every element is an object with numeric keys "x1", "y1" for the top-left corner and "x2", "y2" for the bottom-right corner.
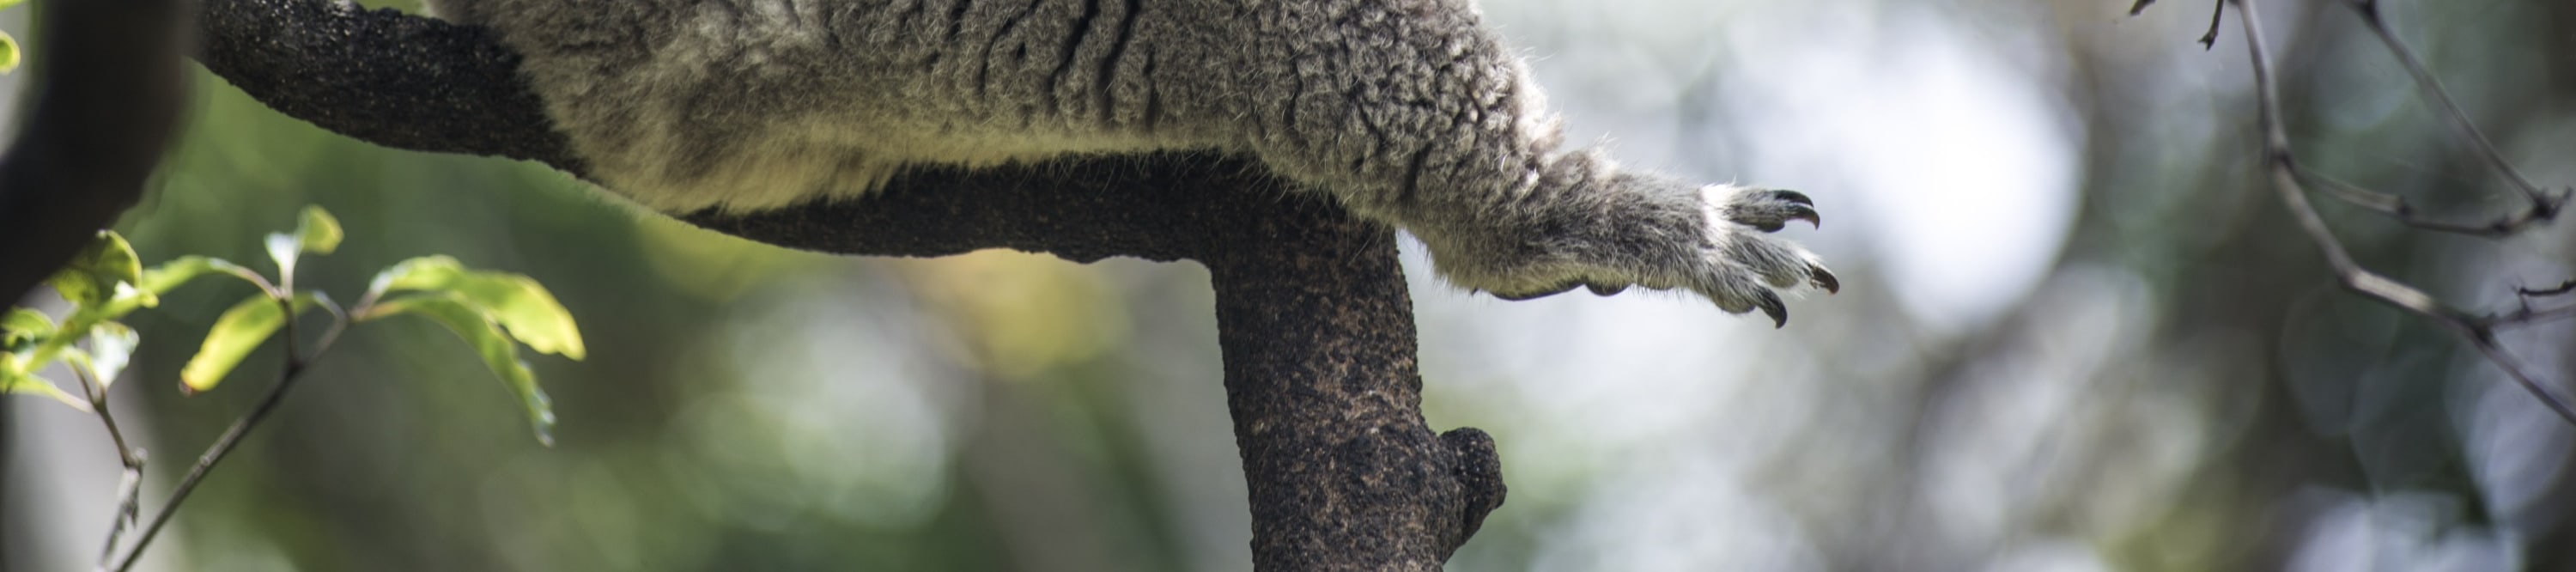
[{"x1": 422, "y1": 0, "x2": 1836, "y2": 323}]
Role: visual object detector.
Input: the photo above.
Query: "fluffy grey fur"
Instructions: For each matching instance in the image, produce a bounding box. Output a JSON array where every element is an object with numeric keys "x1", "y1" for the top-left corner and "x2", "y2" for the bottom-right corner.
[{"x1": 422, "y1": 0, "x2": 1838, "y2": 323}]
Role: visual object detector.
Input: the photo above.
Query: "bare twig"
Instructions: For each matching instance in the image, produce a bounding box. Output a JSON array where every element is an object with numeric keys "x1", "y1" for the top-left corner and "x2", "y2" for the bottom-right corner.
[
  {"x1": 2343, "y1": 0, "x2": 2567, "y2": 217},
  {"x1": 2228, "y1": 0, "x2": 2576, "y2": 424},
  {"x1": 2293, "y1": 166, "x2": 2555, "y2": 237},
  {"x1": 103, "y1": 295, "x2": 349, "y2": 572},
  {"x1": 2199, "y1": 0, "x2": 2227, "y2": 50},
  {"x1": 71, "y1": 363, "x2": 144, "y2": 567}
]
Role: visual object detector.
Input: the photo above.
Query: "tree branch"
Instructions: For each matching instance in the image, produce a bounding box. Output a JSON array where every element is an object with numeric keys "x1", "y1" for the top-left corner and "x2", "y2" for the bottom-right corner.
[
  {"x1": 2225, "y1": 0, "x2": 2576, "y2": 424},
  {"x1": 191, "y1": 0, "x2": 1505, "y2": 568}
]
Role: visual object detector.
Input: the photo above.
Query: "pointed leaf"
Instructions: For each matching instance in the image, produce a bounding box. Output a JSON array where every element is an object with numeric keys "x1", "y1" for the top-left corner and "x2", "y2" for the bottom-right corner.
[
  {"x1": 87, "y1": 322, "x2": 140, "y2": 387},
  {"x1": 294, "y1": 206, "x2": 343, "y2": 254},
  {"x1": 370, "y1": 293, "x2": 556, "y2": 445},
  {"x1": 92, "y1": 257, "x2": 257, "y2": 319},
  {"x1": 180, "y1": 294, "x2": 316, "y2": 393},
  {"x1": 141, "y1": 256, "x2": 236, "y2": 295},
  {"x1": 365, "y1": 256, "x2": 466, "y2": 300},
  {"x1": 367, "y1": 256, "x2": 584, "y2": 360},
  {"x1": 47, "y1": 232, "x2": 145, "y2": 307}
]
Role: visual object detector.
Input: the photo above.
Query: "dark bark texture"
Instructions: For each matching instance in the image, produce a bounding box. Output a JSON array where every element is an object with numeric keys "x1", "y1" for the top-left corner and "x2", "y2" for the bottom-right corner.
[{"x1": 187, "y1": 1, "x2": 1505, "y2": 569}]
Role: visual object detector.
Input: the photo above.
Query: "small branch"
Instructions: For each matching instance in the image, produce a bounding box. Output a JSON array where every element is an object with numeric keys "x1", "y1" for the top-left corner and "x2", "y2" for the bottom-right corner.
[
  {"x1": 2293, "y1": 166, "x2": 2555, "y2": 237},
  {"x1": 2199, "y1": 0, "x2": 2227, "y2": 50},
  {"x1": 2123, "y1": 0, "x2": 2226, "y2": 50},
  {"x1": 2344, "y1": 0, "x2": 2567, "y2": 215},
  {"x1": 104, "y1": 296, "x2": 348, "y2": 572},
  {"x1": 71, "y1": 362, "x2": 145, "y2": 569},
  {"x1": 2230, "y1": 0, "x2": 2576, "y2": 425}
]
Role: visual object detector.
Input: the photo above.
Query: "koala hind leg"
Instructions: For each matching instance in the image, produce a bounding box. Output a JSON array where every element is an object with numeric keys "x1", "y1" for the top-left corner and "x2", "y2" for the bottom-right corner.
[{"x1": 1237, "y1": 3, "x2": 1837, "y2": 325}]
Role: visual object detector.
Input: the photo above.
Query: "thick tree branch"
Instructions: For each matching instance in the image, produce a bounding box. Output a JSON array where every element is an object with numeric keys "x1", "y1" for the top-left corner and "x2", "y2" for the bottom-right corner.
[{"x1": 191, "y1": 0, "x2": 1504, "y2": 568}]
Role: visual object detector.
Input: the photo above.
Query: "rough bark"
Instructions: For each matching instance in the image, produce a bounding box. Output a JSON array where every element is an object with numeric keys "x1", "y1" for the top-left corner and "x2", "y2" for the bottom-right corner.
[{"x1": 188, "y1": 1, "x2": 1505, "y2": 569}]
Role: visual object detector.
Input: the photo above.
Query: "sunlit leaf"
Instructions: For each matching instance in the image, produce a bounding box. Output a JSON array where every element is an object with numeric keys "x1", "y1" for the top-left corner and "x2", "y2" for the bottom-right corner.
[
  {"x1": 0, "y1": 32, "x2": 19, "y2": 75},
  {"x1": 87, "y1": 322, "x2": 140, "y2": 387},
  {"x1": 47, "y1": 232, "x2": 146, "y2": 307},
  {"x1": 367, "y1": 256, "x2": 585, "y2": 360},
  {"x1": 368, "y1": 293, "x2": 556, "y2": 446},
  {"x1": 3, "y1": 308, "x2": 53, "y2": 350},
  {"x1": 294, "y1": 206, "x2": 343, "y2": 255},
  {"x1": 180, "y1": 293, "x2": 317, "y2": 393},
  {"x1": 0, "y1": 0, "x2": 23, "y2": 11}
]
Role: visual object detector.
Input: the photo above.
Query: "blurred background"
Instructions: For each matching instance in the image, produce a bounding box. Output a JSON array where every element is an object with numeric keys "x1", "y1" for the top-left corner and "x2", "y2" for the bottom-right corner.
[{"x1": 6, "y1": 0, "x2": 2575, "y2": 569}]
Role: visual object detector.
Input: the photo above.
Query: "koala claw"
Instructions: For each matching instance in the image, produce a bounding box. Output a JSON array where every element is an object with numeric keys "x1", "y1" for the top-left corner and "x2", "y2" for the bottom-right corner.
[
  {"x1": 1727, "y1": 188, "x2": 1823, "y2": 232},
  {"x1": 1753, "y1": 289, "x2": 1788, "y2": 328},
  {"x1": 1808, "y1": 265, "x2": 1841, "y2": 295}
]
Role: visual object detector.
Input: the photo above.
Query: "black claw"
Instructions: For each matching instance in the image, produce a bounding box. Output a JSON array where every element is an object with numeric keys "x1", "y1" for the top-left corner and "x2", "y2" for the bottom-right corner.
[
  {"x1": 1492, "y1": 282, "x2": 1579, "y2": 301},
  {"x1": 1771, "y1": 190, "x2": 1814, "y2": 207},
  {"x1": 1785, "y1": 204, "x2": 1820, "y2": 229},
  {"x1": 1808, "y1": 265, "x2": 1840, "y2": 295},
  {"x1": 1753, "y1": 289, "x2": 1788, "y2": 328},
  {"x1": 1587, "y1": 283, "x2": 1628, "y2": 296}
]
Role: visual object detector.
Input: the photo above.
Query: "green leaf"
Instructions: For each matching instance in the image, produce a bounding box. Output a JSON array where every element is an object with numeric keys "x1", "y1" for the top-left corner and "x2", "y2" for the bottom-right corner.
[
  {"x1": 294, "y1": 206, "x2": 343, "y2": 255},
  {"x1": 367, "y1": 256, "x2": 585, "y2": 360},
  {"x1": 3, "y1": 308, "x2": 53, "y2": 350},
  {"x1": 370, "y1": 293, "x2": 556, "y2": 446},
  {"x1": 0, "y1": 0, "x2": 23, "y2": 12},
  {"x1": 0, "y1": 32, "x2": 19, "y2": 75},
  {"x1": 179, "y1": 293, "x2": 317, "y2": 393},
  {"x1": 87, "y1": 322, "x2": 140, "y2": 387},
  {"x1": 2, "y1": 371, "x2": 90, "y2": 411},
  {"x1": 46, "y1": 233, "x2": 146, "y2": 307}
]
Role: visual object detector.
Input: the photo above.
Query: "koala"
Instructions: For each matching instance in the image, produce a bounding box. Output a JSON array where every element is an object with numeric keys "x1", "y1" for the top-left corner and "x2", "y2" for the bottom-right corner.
[{"x1": 421, "y1": 0, "x2": 1838, "y2": 325}]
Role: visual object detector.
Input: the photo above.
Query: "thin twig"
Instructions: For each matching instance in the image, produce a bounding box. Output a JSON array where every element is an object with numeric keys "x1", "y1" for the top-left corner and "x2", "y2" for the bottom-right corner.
[
  {"x1": 2343, "y1": 0, "x2": 2566, "y2": 215},
  {"x1": 2293, "y1": 166, "x2": 2553, "y2": 237},
  {"x1": 2229, "y1": 0, "x2": 2576, "y2": 425},
  {"x1": 72, "y1": 362, "x2": 145, "y2": 568},
  {"x1": 2198, "y1": 0, "x2": 2227, "y2": 50},
  {"x1": 104, "y1": 295, "x2": 346, "y2": 572}
]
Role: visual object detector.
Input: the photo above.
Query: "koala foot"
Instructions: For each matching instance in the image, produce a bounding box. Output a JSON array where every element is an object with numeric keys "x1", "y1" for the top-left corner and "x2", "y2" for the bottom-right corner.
[{"x1": 1479, "y1": 185, "x2": 1838, "y2": 327}]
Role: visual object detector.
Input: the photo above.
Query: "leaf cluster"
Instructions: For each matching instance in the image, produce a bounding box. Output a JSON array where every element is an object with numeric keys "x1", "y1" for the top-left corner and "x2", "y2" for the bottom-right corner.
[{"x1": 2, "y1": 205, "x2": 583, "y2": 443}]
